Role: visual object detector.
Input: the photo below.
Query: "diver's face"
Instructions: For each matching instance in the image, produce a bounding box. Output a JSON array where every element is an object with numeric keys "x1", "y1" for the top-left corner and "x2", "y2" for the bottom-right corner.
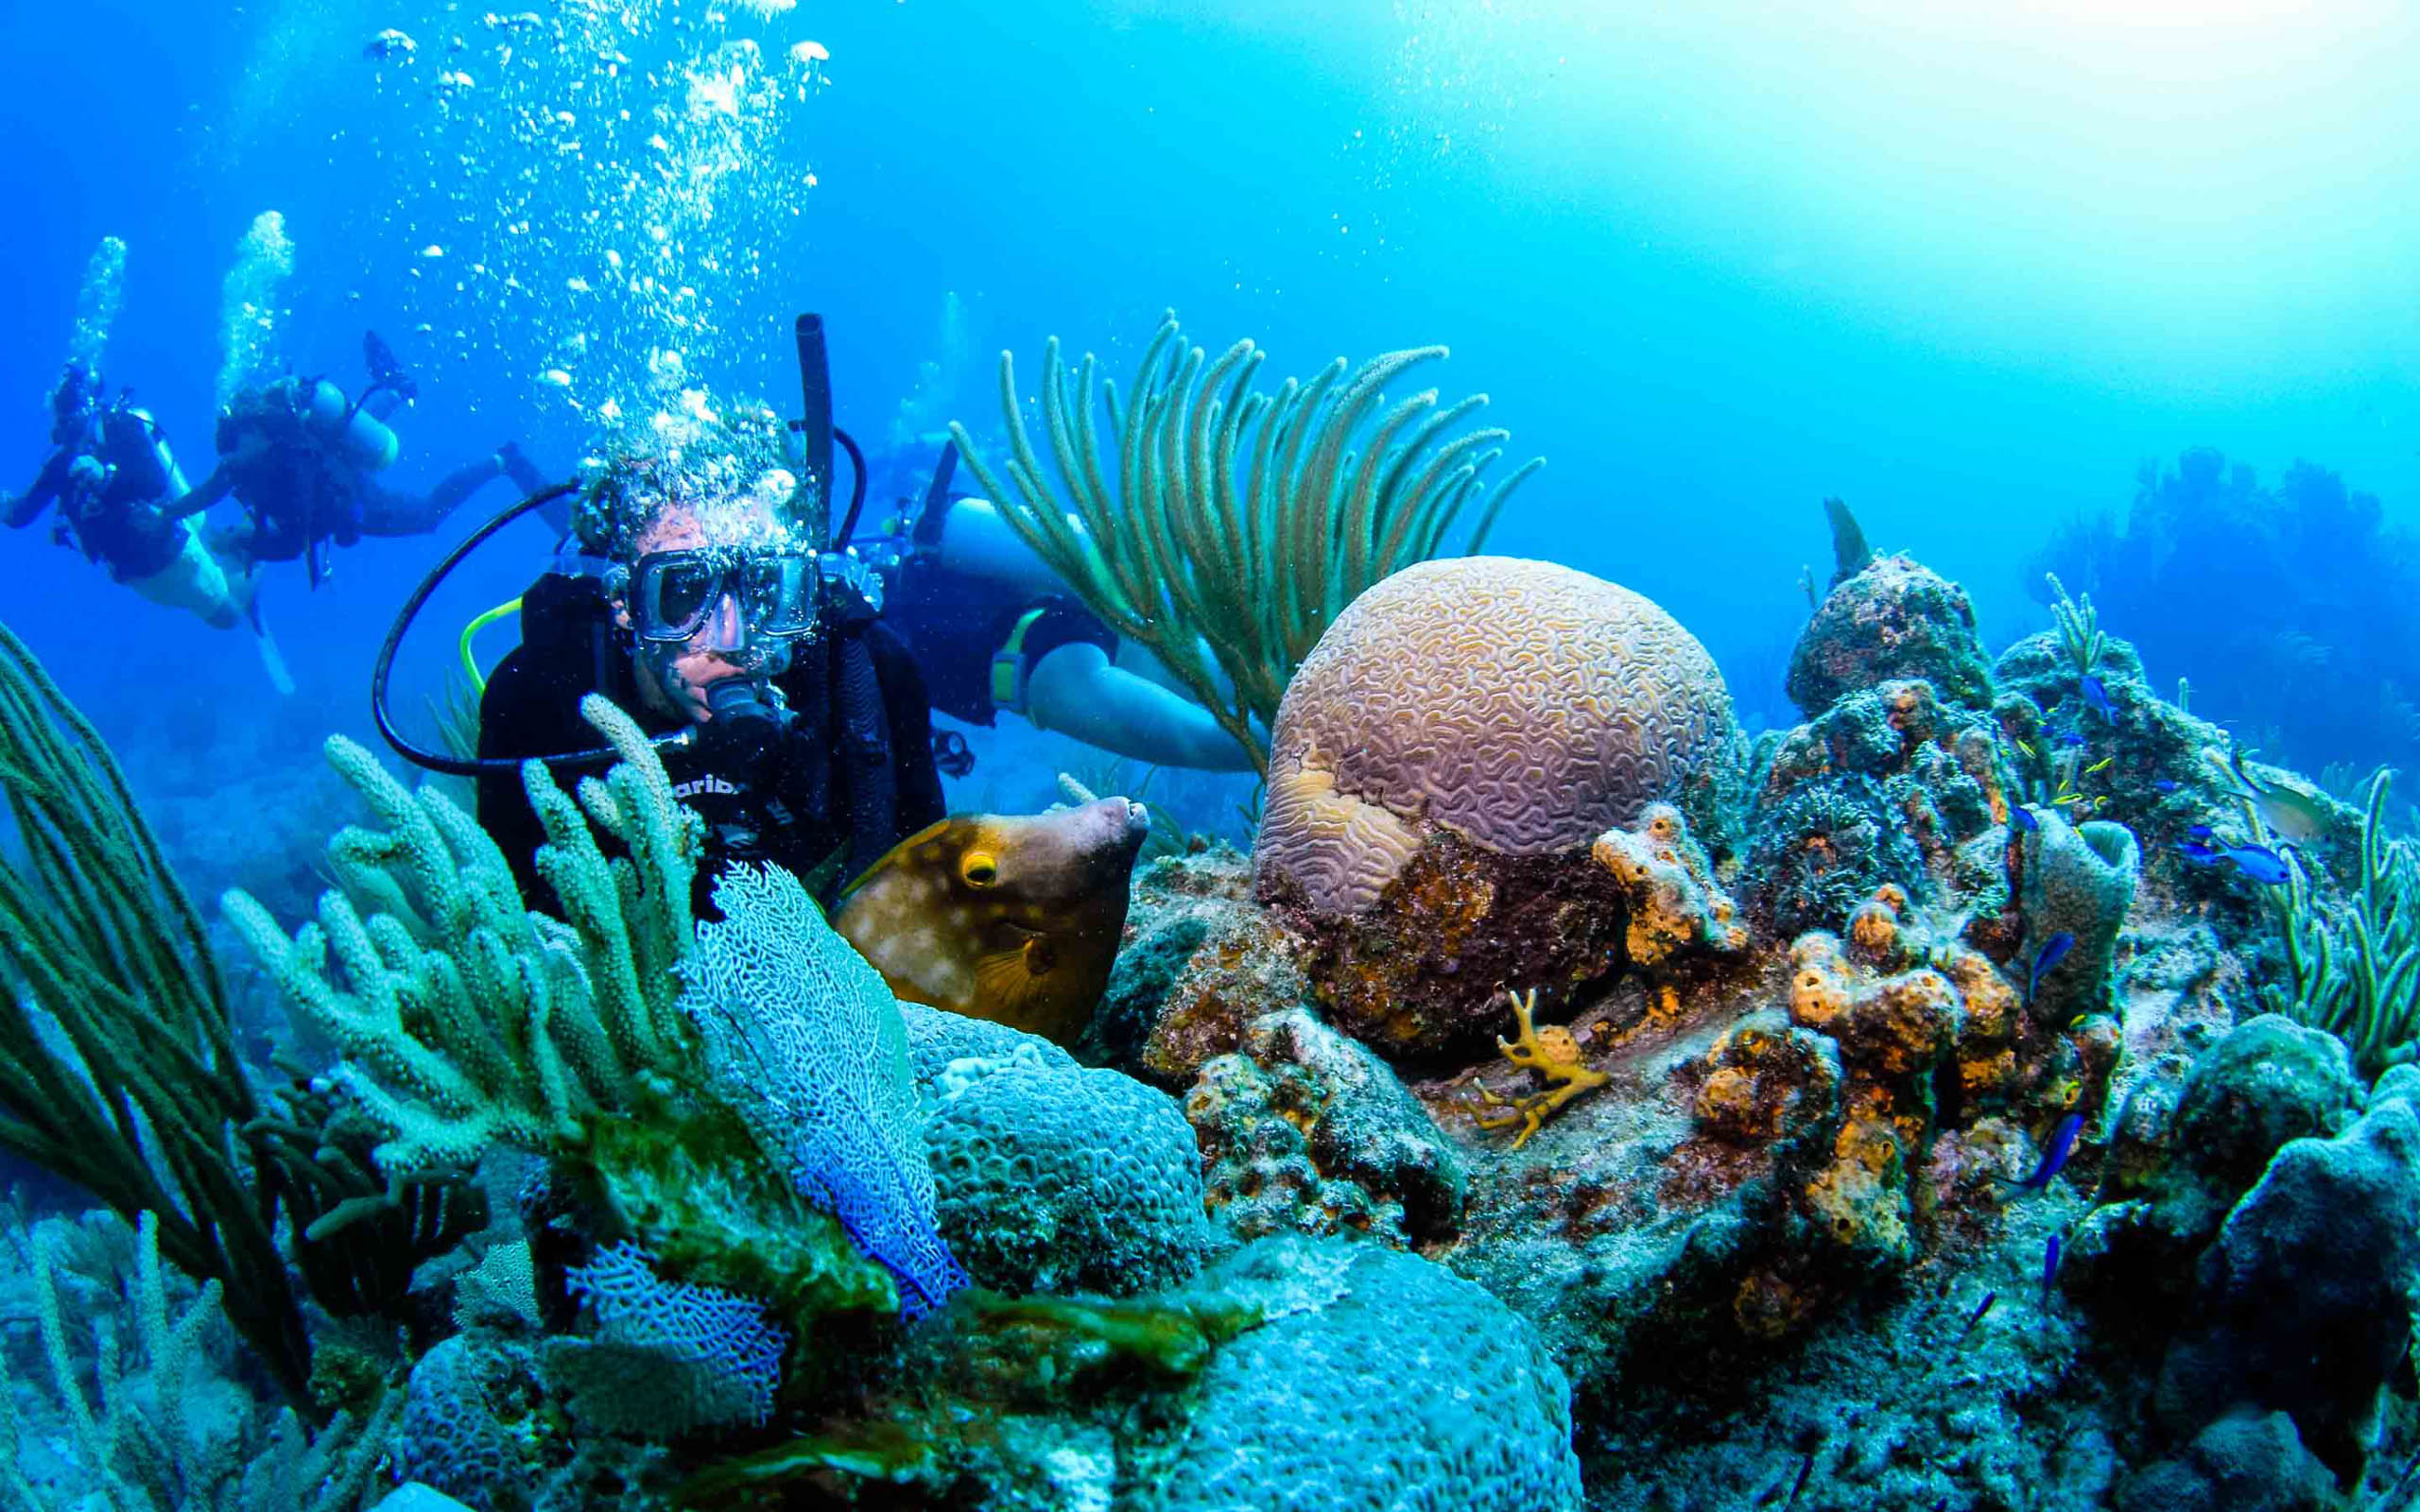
[{"x1": 616, "y1": 499, "x2": 788, "y2": 724}]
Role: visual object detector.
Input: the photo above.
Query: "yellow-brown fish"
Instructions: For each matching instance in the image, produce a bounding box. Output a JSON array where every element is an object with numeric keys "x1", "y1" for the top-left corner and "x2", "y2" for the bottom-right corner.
[{"x1": 833, "y1": 798, "x2": 1151, "y2": 1044}]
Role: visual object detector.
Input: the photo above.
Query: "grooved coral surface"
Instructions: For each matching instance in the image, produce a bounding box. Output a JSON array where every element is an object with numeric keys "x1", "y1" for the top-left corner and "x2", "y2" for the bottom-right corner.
[
  {"x1": 1150, "y1": 1237, "x2": 1583, "y2": 1512},
  {"x1": 924, "y1": 1043, "x2": 1211, "y2": 1296},
  {"x1": 1256, "y1": 557, "x2": 1733, "y2": 916}
]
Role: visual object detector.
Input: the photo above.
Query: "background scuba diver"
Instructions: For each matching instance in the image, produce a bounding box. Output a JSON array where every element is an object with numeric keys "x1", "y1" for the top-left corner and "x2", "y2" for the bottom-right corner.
[
  {"x1": 3, "y1": 362, "x2": 281, "y2": 656},
  {"x1": 860, "y1": 439, "x2": 1256, "y2": 772},
  {"x1": 175, "y1": 331, "x2": 550, "y2": 585},
  {"x1": 475, "y1": 400, "x2": 945, "y2": 917}
]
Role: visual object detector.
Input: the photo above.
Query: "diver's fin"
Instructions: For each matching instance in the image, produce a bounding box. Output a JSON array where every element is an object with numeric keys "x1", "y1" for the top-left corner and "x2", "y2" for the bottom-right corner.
[
  {"x1": 363, "y1": 330, "x2": 417, "y2": 402},
  {"x1": 254, "y1": 622, "x2": 295, "y2": 696}
]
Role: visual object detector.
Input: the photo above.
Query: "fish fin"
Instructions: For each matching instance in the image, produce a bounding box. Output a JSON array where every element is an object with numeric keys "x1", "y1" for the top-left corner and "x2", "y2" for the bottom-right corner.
[{"x1": 971, "y1": 936, "x2": 1064, "y2": 1034}]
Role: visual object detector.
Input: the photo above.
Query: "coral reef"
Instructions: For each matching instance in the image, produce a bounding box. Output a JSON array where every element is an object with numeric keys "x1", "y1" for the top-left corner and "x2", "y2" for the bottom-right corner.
[
  {"x1": 1787, "y1": 553, "x2": 1993, "y2": 716},
  {"x1": 1185, "y1": 1007, "x2": 1467, "y2": 1246},
  {"x1": 2154, "y1": 1097, "x2": 2420, "y2": 1486},
  {"x1": 1093, "y1": 845, "x2": 1318, "y2": 1084}
]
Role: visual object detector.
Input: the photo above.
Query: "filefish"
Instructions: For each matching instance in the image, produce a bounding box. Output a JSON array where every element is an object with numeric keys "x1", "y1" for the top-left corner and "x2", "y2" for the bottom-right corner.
[
  {"x1": 2026, "y1": 932, "x2": 2075, "y2": 1005},
  {"x1": 834, "y1": 798, "x2": 1152, "y2": 1045},
  {"x1": 2000, "y1": 1112, "x2": 2083, "y2": 1193}
]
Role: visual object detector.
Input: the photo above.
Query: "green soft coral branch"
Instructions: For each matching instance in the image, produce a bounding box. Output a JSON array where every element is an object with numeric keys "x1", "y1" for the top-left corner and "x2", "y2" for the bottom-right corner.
[
  {"x1": 2262, "y1": 767, "x2": 2420, "y2": 1074},
  {"x1": 950, "y1": 312, "x2": 1543, "y2": 776},
  {"x1": 227, "y1": 695, "x2": 704, "y2": 1179},
  {"x1": 0, "y1": 621, "x2": 312, "y2": 1401}
]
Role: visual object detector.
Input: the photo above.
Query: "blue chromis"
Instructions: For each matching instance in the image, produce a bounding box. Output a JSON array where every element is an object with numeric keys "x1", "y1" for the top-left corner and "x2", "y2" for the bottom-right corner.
[
  {"x1": 2009, "y1": 805, "x2": 2039, "y2": 833},
  {"x1": 2176, "y1": 836, "x2": 2294, "y2": 885},
  {"x1": 2025, "y1": 932, "x2": 2075, "y2": 1005},
  {"x1": 2000, "y1": 1112, "x2": 2084, "y2": 1194},
  {"x1": 2079, "y1": 674, "x2": 2117, "y2": 719}
]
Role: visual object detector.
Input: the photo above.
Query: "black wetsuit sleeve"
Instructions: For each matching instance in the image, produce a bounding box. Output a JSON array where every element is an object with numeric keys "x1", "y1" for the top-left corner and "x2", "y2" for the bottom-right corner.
[
  {"x1": 6, "y1": 452, "x2": 68, "y2": 527},
  {"x1": 476, "y1": 651, "x2": 565, "y2": 906},
  {"x1": 873, "y1": 621, "x2": 947, "y2": 834}
]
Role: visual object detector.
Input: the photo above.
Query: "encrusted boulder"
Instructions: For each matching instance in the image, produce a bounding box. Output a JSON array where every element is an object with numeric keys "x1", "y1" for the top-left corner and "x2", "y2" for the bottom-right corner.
[
  {"x1": 1185, "y1": 1008, "x2": 1467, "y2": 1246},
  {"x1": 1146, "y1": 1237, "x2": 1585, "y2": 1512},
  {"x1": 1253, "y1": 557, "x2": 1737, "y2": 1055},
  {"x1": 1087, "y1": 847, "x2": 1318, "y2": 1087},
  {"x1": 1745, "y1": 679, "x2": 2014, "y2": 941},
  {"x1": 1786, "y1": 554, "x2": 1992, "y2": 718},
  {"x1": 2156, "y1": 1100, "x2": 2420, "y2": 1484}
]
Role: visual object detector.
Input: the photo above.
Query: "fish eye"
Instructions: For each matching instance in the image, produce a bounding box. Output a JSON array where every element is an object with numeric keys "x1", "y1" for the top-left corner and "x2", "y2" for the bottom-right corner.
[{"x1": 960, "y1": 852, "x2": 998, "y2": 887}]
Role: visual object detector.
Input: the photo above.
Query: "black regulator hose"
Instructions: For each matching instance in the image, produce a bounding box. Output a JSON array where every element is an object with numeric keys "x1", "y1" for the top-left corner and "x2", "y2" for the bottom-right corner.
[
  {"x1": 371, "y1": 482, "x2": 692, "y2": 778},
  {"x1": 831, "y1": 425, "x2": 867, "y2": 550}
]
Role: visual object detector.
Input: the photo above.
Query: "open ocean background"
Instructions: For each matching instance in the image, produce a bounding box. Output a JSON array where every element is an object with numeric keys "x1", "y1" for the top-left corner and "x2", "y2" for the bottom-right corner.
[{"x1": 5, "y1": 0, "x2": 2416, "y2": 870}]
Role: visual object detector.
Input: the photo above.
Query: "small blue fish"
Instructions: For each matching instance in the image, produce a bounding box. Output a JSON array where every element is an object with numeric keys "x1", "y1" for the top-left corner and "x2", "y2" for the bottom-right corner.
[
  {"x1": 2000, "y1": 1112, "x2": 2084, "y2": 1193},
  {"x1": 2153, "y1": 780, "x2": 2180, "y2": 793},
  {"x1": 2224, "y1": 844, "x2": 2293, "y2": 885},
  {"x1": 2027, "y1": 932, "x2": 2075, "y2": 1004},
  {"x1": 1959, "y1": 1290, "x2": 1997, "y2": 1344},
  {"x1": 2187, "y1": 824, "x2": 2215, "y2": 840},
  {"x1": 2058, "y1": 731, "x2": 2086, "y2": 748},
  {"x1": 2079, "y1": 674, "x2": 2116, "y2": 719},
  {"x1": 2009, "y1": 805, "x2": 2039, "y2": 833},
  {"x1": 2041, "y1": 1234, "x2": 2063, "y2": 1317}
]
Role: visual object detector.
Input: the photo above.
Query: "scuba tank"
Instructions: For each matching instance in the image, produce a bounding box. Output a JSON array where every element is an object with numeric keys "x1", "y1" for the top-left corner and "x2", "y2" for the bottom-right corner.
[{"x1": 302, "y1": 378, "x2": 399, "y2": 472}]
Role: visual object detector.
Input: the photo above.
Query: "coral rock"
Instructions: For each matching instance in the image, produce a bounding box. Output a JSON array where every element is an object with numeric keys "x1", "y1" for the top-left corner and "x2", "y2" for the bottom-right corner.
[
  {"x1": 1591, "y1": 802, "x2": 1750, "y2": 967},
  {"x1": 2156, "y1": 1100, "x2": 2420, "y2": 1484},
  {"x1": 1786, "y1": 553, "x2": 1992, "y2": 718},
  {"x1": 1185, "y1": 1008, "x2": 1467, "y2": 1246},
  {"x1": 923, "y1": 1034, "x2": 1213, "y2": 1297},
  {"x1": 1148, "y1": 1237, "x2": 1584, "y2": 1512},
  {"x1": 1746, "y1": 679, "x2": 2012, "y2": 939}
]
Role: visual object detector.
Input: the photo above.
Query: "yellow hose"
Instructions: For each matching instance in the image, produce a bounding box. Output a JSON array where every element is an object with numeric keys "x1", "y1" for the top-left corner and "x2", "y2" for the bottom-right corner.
[{"x1": 458, "y1": 597, "x2": 523, "y2": 696}]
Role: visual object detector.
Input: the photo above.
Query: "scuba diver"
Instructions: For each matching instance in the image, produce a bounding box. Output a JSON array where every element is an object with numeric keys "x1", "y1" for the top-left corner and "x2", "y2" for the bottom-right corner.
[
  {"x1": 854, "y1": 441, "x2": 1255, "y2": 772},
  {"x1": 175, "y1": 332, "x2": 549, "y2": 585},
  {"x1": 467, "y1": 371, "x2": 945, "y2": 918},
  {"x1": 3, "y1": 362, "x2": 271, "y2": 644}
]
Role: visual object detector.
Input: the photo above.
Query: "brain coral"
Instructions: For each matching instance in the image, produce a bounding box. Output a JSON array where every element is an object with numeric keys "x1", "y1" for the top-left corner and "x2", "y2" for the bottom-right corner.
[
  {"x1": 1150, "y1": 1236, "x2": 1583, "y2": 1512},
  {"x1": 1256, "y1": 557, "x2": 1733, "y2": 917},
  {"x1": 922, "y1": 1035, "x2": 1212, "y2": 1296}
]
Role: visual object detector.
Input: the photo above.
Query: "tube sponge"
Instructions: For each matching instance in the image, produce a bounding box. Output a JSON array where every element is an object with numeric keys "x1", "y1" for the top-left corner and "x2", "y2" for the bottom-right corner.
[{"x1": 2022, "y1": 813, "x2": 2140, "y2": 1025}]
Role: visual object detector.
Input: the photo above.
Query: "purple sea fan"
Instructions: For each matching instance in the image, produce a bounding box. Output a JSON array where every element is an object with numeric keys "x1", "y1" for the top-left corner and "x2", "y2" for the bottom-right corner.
[{"x1": 680, "y1": 863, "x2": 968, "y2": 1315}]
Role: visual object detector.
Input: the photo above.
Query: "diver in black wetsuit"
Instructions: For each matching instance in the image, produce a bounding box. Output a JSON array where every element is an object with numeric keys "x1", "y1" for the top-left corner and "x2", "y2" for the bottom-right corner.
[
  {"x1": 861, "y1": 442, "x2": 1255, "y2": 772},
  {"x1": 177, "y1": 333, "x2": 549, "y2": 586},
  {"x1": 3, "y1": 362, "x2": 260, "y2": 632},
  {"x1": 475, "y1": 401, "x2": 944, "y2": 917}
]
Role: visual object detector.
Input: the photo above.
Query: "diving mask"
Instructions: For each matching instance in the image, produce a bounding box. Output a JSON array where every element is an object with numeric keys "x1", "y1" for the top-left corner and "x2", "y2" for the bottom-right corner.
[{"x1": 627, "y1": 546, "x2": 820, "y2": 646}]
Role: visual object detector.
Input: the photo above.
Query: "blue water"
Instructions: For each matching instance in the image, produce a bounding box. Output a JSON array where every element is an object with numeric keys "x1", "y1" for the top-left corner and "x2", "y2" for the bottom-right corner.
[{"x1": 7, "y1": 0, "x2": 2417, "y2": 797}]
